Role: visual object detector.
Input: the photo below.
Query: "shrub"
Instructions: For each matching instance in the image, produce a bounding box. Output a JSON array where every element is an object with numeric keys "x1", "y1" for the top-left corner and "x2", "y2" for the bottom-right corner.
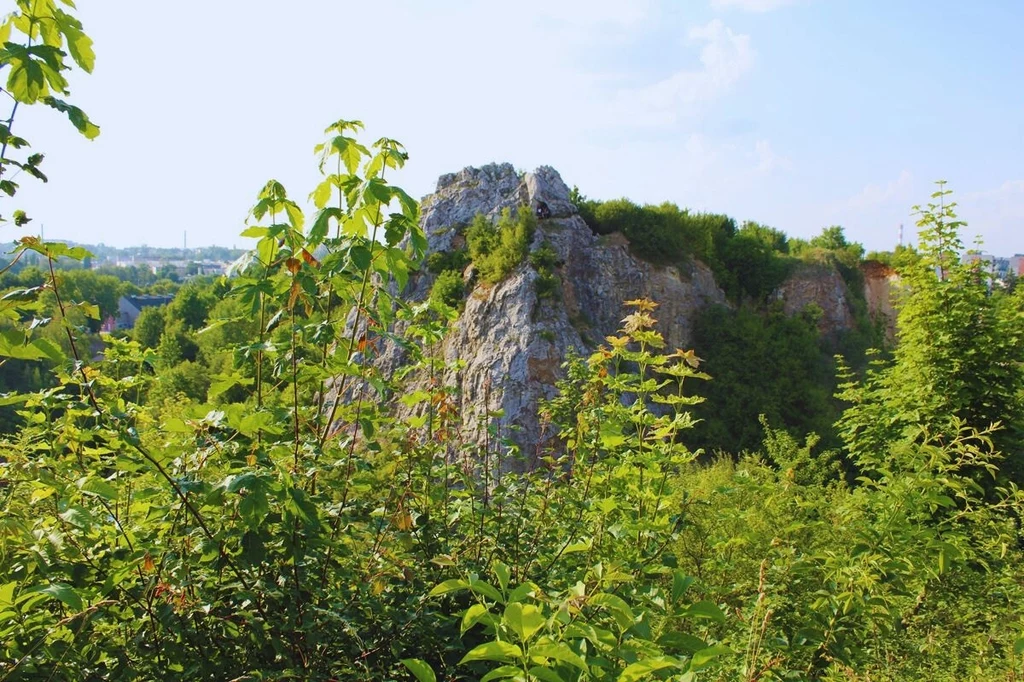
[
  {"x1": 530, "y1": 241, "x2": 560, "y2": 300},
  {"x1": 425, "y1": 248, "x2": 469, "y2": 275},
  {"x1": 429, "y1": 269, "x2": 465, "y2": 309},
  {"x1": 466, "y1": 207, "x2": 535, "y2": 284}
]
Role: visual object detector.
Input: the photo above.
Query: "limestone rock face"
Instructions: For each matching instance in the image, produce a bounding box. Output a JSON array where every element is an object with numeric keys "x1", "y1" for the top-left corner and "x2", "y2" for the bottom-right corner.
[
  {"x1": 861, "y1": 260, "x2": 900, "y2": 342},
  {"x1": 772, "y1": 264, "x2": 855, "y2": 335},
  {"x1": 386, "y1": 164, "x2": 727, "y2": 461},
  {"x1": 422, "y1": 163, "x2": 529, "y2": 254},
  {"x1": 373, "y1": 163, "x2": 874, "y2": 460}
]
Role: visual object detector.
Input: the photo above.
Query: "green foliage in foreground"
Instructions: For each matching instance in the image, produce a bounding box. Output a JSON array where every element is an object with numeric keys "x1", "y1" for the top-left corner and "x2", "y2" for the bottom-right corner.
[
  {"x1": 1, "y1": 8, "x2": 1024, "y2": 678},
  {"x1": 3, "y1": 156, "x2": 1024, "y2": 680}
]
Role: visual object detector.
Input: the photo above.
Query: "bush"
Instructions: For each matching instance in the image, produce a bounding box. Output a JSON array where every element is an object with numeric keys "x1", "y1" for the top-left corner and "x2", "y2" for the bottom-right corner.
[
  {"x1": 585, "y1": 198, "x2": 738, "y2": 269},
  {"x1": 569, "y1": 185, "x2": 600, "y2": 230},
  {"x1": 466, "y1": 207, "x2": 535, "y2": 284},
  {"x1": 425, "y1": 248, "x2": 469, "y2": 275},
  {"x1": 147, "y1": 359, "x2": 210, "y2": 403},
  {"x1": 530, "y1": 241, "x2": 560, "y2": 300},
  {"x1": 428, "y1": 269, "x2": 465, "y2": 309}
]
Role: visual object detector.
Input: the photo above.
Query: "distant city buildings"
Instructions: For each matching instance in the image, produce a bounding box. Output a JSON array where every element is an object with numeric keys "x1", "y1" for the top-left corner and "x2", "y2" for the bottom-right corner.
[
  {"x1": 962, "y1": 252, "x2": 1024, "y2": 287},
  {"x1": 112, "y1": 257, "x2": 231, "y2": 279},
  {"x1": 115, "y1": 294, "x2": 175, "y2": 330},
  {"x1": 5, "y1": 241, "x2": 244, "y2": 282}
]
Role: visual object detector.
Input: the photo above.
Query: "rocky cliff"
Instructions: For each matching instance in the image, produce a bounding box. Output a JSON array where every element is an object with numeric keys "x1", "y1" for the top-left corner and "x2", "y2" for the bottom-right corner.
[
  {"x1": 377, "y1": 163, "x2": 881, "y2": 460},
  {"x1": 861, "y1": 260, "x2": 900, "y2": 342},
  {"x1": 379, "y1": 164, "x2": 726, "y2": 460}
]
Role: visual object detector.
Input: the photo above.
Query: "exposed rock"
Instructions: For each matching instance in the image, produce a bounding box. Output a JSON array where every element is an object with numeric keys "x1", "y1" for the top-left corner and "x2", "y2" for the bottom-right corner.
[
  {"x1": 380, "y1": 164, "x2": 727, "y2": 465},
  {"x1": 861, "y1": 260, "x2": 900, "y2": 342},
  {"x1": 525, "y1": 166, "x2": 577, "y2": 219},
  {"x1": 421, "y1": 163, "x2": 528, "y2": 255},
  {"x1": 366, "y1": 163, "x2": 875, "y2": 464},
  {"x1": 772, "y1": 263, "x2": 855, "y2": 335}
]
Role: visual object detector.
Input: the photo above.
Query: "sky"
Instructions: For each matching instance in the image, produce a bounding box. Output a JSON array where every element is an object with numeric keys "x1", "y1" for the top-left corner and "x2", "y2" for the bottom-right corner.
[{"x1": 11, "y1": 0, "x2": 1024, "y2": 254}]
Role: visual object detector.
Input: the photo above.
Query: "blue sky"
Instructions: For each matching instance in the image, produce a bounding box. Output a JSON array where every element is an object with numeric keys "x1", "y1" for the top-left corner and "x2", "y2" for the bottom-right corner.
[{"x1": 13, "y1": 0, "x2": 1024, "y2": 254}]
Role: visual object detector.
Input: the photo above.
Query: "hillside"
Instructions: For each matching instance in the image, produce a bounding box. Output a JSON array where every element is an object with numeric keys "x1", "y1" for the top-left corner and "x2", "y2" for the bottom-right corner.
[{"x1": 372, "y1": 163, "x2": 899, "y2": 457}]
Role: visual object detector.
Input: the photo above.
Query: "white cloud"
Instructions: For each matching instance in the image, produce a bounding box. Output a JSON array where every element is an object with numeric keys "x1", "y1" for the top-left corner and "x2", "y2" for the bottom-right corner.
[
  {"x1": 842, "y1": 170, "x2": 914, "y2": 212},
  {"x1": 604, "y1": 20, "x2": 755, "y2": 127},
  {"x1": 754, "y1": 139, "x2": 792, "y2": 173},
  {"x1": 960, "y1": 180, "x2": 1024, "y2": 254},
  {"x1": 964, "y1": 180, "x2": 1024, "y2": 211},
  {"x1": 710, "y1": 0, "x2": 800, "y2": 12}
]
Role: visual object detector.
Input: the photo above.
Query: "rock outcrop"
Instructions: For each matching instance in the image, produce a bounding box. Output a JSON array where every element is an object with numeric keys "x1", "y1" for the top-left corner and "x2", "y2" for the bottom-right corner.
[
  {"x1": 861, "y1": 260, "x2": 900, "y2": 342},
  {"x1": 384, "y1": 164, "x2": 727, "y2": 462},
  {"x1": 372, "y1": 163, "x2": 881, "y2": 461},
  {"x1": 772, "y1": 263, "x2": 855, "y2": 335}
]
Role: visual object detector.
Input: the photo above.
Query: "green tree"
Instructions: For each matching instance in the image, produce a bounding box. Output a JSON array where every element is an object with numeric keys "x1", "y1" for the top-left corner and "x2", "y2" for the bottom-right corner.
[
  {"x1": 170, "y1": 282, "x2": 215, "y2": 330},
  {"x1": 837, "y1": 183, "x2": 1024, "y2": 480},
  {"x1": 133, "y1": 305, "x2": 165, "y2": 348},
  {"x1": 428, "y1": 269, "x2": 464, "y2": 309},
  {"x1": 692, "y1": 303, "x2": 836, "y2": 453}
]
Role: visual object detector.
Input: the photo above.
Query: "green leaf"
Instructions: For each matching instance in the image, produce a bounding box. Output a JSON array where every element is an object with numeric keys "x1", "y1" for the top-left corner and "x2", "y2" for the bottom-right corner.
[
  {"x1": 350, "y1": 244, "x2": 372, "y2": 271},
  {"x1": 530, "y1": 643, "x2": 588, "y2": 672},
  {"x1": 240, "y1": 226, "x2": 269, "y2": 238},
  {"x1": 672, "y1": 571, "x2": 695, "y2": 603},
  {"x1": 690, "y1": 644, "x2": 732, "y2": 671},
  {"x1": 459, "y1": 640, "x2": 523, "y2": 664},
  {"x1": 79, "y1": 476, "x2": 117, "y2": 501},
  {"x1": 507, "y1": 583, "x2": 538, "y2": 604},
  {"x1": 0, "y1": 582, "x2": 15, "y2": 606},
  {"x1": 53, "y1": 8, "x2": 94, "y2": 72},
  {"x1": 599, "y1": 420, "x2": 626, "y2": 448},
  {"x1": 401, "y1": 658, "x2": 436, "y2": 682},
  {"x1": 77, "y1": 302, "x2": 100, "y2": 320},
  {"x1": 238, "y1": 489, "x2": 270, "y2": 527},
  {"x1": 42, "y1": 96, "x2": 99, "y2": 139},
  {"x1": 59, "y1": 506, "x2": 93, "y2": 529},
  {"x1": 29, "y1": 337, "x2": 64, "y2": 362},
  {"x1": 619, "y1": 656, "x2": 681, "y2": 682},
  {"x1": 561, "y1": 540, "x2": 591, "y2": 554},
  {"x1": 310, "y1": 179, "x2": 333, "y2": 209},
  {"x1": 503, "y1": 602, "x2": 545, "y2": 642},
  {"x1": 684, "y1": 600, "x2": 726, "y2": 623},
  {"x1": 461, "y1": 603, "x2": 491, "y2": 634},
  {"x1": 429, "y1": 579, "x2": 470, "y2": 597},
  {"x1": 587, "y1": 592, "x2": 635, "y2": 630},
  {"x1": 479, "y1": 666, "x2": 523, "y2": 682},
  {"x1": 225, "y1": 472, "x2": 260, "y2": 493},
  {"x1": 468, "y1": 576, "x2": 504, "y2": 603},
  {"x1": 310, "y1": 206, "x2": 343, "y2": 245},
  {"x1": 527, "y1": 667, "x2": 565, "y2": 682},
  {"x1": 1014, "y1": 637, "x2": 1024, "y2": 656},
  {"x1": 492, "y1": 561, "x2": 511, "y2": 592},
  {"x1": 657, "y1": 632, "x2": 707, "y2": 655},
  {"x1": 285, "y1": 487, "x2": 319, "y2": 528},
  {"x1": 329, "y1": 135, "x2": 368, "y2": 175},
  {"x1": 8, "y1": 53, "x2": 45, "y2": 103},
  {"x1": 32, "y1": 583, "x2": 83, "y2": 612}
]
